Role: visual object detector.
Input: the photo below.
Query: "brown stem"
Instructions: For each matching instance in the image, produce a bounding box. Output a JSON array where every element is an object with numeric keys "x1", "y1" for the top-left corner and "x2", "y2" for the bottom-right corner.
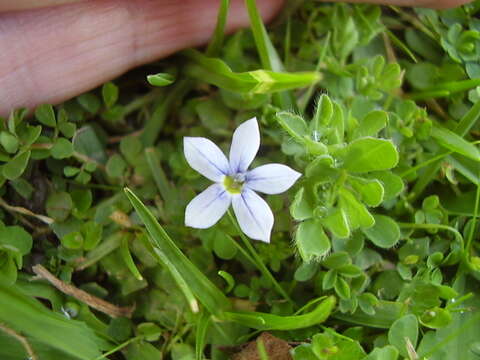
[
  {"x1": 32, "y1": 264, "x2": 134, "y2": 318},
  {"x1": 0, "y1": 197, "x2": 54, "y2": 225},
  {"x1": 0, "y1": 323, "x2": 37, "y2": 360}
]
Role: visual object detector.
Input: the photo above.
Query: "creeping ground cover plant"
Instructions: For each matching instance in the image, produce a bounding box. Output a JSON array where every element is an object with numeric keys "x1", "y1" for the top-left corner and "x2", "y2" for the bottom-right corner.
[{"x1": 1, "y1": 0, "x2": 480, "y2": 360}]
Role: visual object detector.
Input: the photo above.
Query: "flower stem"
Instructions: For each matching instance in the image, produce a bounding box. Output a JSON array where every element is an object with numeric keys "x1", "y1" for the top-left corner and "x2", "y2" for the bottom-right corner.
[{"x1": 227, "y1": 210, "x2": 295, "y2": 306}]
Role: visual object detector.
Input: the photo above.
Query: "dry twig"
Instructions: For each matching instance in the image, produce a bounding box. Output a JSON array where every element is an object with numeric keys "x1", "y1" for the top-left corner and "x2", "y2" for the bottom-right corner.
[{"x1": 32, "y1": 264, "x2": 134, "y2": 318}]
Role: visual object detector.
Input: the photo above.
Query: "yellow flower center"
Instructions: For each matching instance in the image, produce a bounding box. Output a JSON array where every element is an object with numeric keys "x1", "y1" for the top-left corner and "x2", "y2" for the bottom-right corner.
[{"x1": 223, "y1": 174, "x2": 245, "y2": 194}]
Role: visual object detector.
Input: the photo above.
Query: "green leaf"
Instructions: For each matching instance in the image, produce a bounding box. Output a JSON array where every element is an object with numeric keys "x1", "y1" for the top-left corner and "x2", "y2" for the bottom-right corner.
[
  {"x1": 294, "y1": 262, "x2": 318, "y2": 282},
  {"x1": 290, "y1": 187, "x2": 314, "y2": 221},
  {"x1": 61, "y1": 231, "x2": 84, "y2": 250},
  {"x1": 107, "y1": 317, "x2": 132, "y2": 342},
  {"x1": 51, "y1": 138, "x2": 74, "y2": 159},
  {"x1": 367, "y1": 171, "x2": 404, "y2": 201},
  {"x1": 363, "y1": 215, "x2": 400, "y2": 249},
  {"x1": 0, "y1": 226, "x2": 32, "y2": 256},
  {"x1": 213, "y1": 231, "x2": 237, "y2": 260},
  {"x1": 276, "y1": 111, "x2": 308, "y2": 137},
  {"x1": 183, "y1": 49, "x2": 320, "y2": 94},
  {"x1": 323, "y1": 252, "x2": 351, "y2": 269},
  {"x1": 352, "y1": 110, "x2": 388, "y2": 139},
  {"x1": 431, "y1": 125, "x2": 480, "y2": 161},
  {"x1": 343, "y1": 137, "x2": 399, "y2": 173},
  {"x1": 0, "y1": 281, "x2": 108, "y2": 359},
  {"x1": 313, "y1": 94, "x2": 333, "y2": 129},
  {"x1": 73, "y1": 126, "x2": 107, "y2": 164},
  {"x1": 0, "y1": 131, "x2": 19, "y2": 154},
  {"x1": 35, "y1": 104, "x2": 56, "y2": 127},
  {"x1": 120, "y1": 234, "x2": 143, "y2": 281},
  {"x1": 348, "y1": 176, "x2": 384, "y2": 207},
  {"x1": 10, "y1": 178, "x2": 34, "y2": 199},
  {"x1": 137, "y1": 322, "x2": 162, "y2": 342},
  {"x1": 58, "y1": 122, "x2": 76, "y2": 138},
  {"x1": 106, "y1": 154, "x2": 127, "y2": 178},
  {"x1": 339, "y1": 188, "x2": 375, "y2": 230},
  {"x1": 222, "y1": 296, "x2": 336, "y2": 330},
  {"x1": 388, "y1": 314, "x2": 418, "y2": 357},
  {"x1": 195, "y1": 312, "x2": 211, "y2": 360},
  {"x1": 417, "y1": 276, "x2": 480, "y2": 359},
  {"x1": 82, "y1": 221, "x2": 102, "y2": 250},
  {"x1": 2, "y1": 150, "x2": 30, "y2": 180},
  {"x1": 419, "y1": 307, "x2": 452, "y2": 329},
  {"x1": 46, "y1": 192, "x2": 73, "y2": 222},
  {"x1": 322, "y1": 208, "x2": 350, "y2": 239},
  {"x1": 147, "y1": 73, "x2": 175, "y2": 87},
  {"x1": 205, "y1": 0, "x2": 230, "y2": 56},
  {"x1": 295, "y1": 219, "x2": 331, "y2": 262},
  {"x1": 124, "y1": 188, "x2": 230, "y2": 315},
  {"x1": 20, "y1": 125, "x2": 42, "y2": 147},
  {"x1": 334, "y1": 300, "x2": 404, "y2": 329},
  {"x1": 363, "y1": 345, "x2": 399, "y2": 360},
  {"x1": 102, "y1": 82, "x2": 119, "y2": 108},
  {"x1": 77, "y1": 93, "x2": 101, "y2": 114},
  {"x1": 334, "y1": 277, "x2": 351, "y2": 300},
  {"x1": 125, "y1": 341, "x2": 163, "y2": 360}
]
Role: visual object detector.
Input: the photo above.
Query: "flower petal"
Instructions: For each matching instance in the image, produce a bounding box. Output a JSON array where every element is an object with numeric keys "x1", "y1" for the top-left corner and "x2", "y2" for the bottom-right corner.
[
  {"x1": 184, "y1": 137, "x2": 230, "y2": 182},
  {"x1": 185, "y1": 184, "x2": 231, "y2": 228},
  {"x1": 246, "y1": 164, "x2": 302, "y2": 194},
  {"x1": 229, "y1": 118, "x2": 260, "y2": 173},
  {"x1": 232, "y1": 188, "x2": 273, "y2": 242}
]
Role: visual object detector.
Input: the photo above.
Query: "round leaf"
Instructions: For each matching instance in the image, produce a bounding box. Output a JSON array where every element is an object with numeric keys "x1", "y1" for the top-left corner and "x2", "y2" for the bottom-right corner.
[
  {"x1": 388, "y1": 314, "x2": 418, "y2": 357},
  {"x1": 35, "y1": 104, "x2": 56, "y2": 127},
  {"x1": 3, "y1": 151, "x2": 31, "y2": 180},
  {"x1": 0, "y1": 226, "x2": 33, "y2": 255},
  {"x1": 51, "y1": 138, "x2": 74, "y2": 159},
  {"x1": 343, "y1": 137, "x2": 399, "y2": 173},
  {"x1": 295, "y1": 219, "x2": 331, "y2": 262},
  {"x1": 46, "y1": 192, "x2": 73, "y2": 222},
  {"x1": 0, "y1": 132, "x2": 19, "y2": 154},
  {"x1": 363, "y1": 215, "x2": 400, "y2": 248}
]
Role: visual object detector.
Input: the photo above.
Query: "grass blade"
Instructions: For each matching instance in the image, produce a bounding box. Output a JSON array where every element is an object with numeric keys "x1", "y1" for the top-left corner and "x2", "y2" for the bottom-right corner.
[
  {"x1": 124, "y1": 188, "x2": 231, "y2": 315},
  {"x1": 206, "y1": 0, "x2": 230, "y2": 56},
  {"x1": 0, "y1": 280, "x2": 109, "y2": 360},
  {"x1": 222, "y1": 296, "x2": 336, "y2": 330},
  {"x1": 412, "y1": 100, "x2": 480, "y2": 200},
  {"x1": 245, "y1": 0, "x2": 296, "y2": 109},
  {"x1": 183, "y1": 49, "x2": 320, "y2": 94},
  {"x1": 195, "y1": 311, "x2": 211, "y2": 360},
  {"x1": 431, "y1": 125, "x2": 480, "y2": 161}
]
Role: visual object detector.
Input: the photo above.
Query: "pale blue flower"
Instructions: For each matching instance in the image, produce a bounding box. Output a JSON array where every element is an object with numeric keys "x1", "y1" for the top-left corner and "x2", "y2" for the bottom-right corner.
[{"x1": 184, "y1": 118, "x2": 301, "y2": 242}]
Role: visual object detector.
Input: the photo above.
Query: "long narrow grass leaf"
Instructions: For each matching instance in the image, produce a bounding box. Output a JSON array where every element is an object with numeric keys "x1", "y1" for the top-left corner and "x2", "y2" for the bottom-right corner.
[
  {"x1": 0, "y1": 280, "x2": 109, "y2": 360},
  {"x1": 412, "y1": 100, "x2": 480, "y2": 199},
  {"x1": 183, "y1": 49, "x2": 320, "y2": 94},
  {"x1": 431, "y1": 125, "x2": 480, "y2": 161},
  {"x1": 138, "y1": 234, "x2": 199, "y2": 313},
  {"x1": 195, "y1": 312, "x2": 211, "y2": 360},
  {"x1": 141, "y1": 79, "x2": 191, "y2": 147},
  {"x1": 245, "y1": 0, "x2": 296, "y2": 109},
  {"x1": 206, "y1": 0, "x2": 230, "y2": 56},
  {"x1": 222, "y1": 296, "x2": 335, "y2": 330},
  {"x1": 124, "y1": 188, "x2": 231, "y2": 314}
]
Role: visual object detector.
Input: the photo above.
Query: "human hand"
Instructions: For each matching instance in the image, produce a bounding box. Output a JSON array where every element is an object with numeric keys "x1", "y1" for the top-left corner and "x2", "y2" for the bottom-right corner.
[{"x1": 0, "y1": 0, "x2": 471, "y2": 116}]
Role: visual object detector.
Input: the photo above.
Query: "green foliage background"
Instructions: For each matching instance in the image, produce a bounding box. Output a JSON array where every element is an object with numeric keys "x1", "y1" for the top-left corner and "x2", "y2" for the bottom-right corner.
[{"x1": 1, "y1": 0, "x2": 480, "y2": 359}]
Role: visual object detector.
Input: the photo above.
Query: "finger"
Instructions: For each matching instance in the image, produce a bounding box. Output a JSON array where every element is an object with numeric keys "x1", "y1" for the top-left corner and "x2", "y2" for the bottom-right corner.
[
  {"x1": 0, "y1": 0, "x2": 284, "y2": 116},
  {"x1": 0, "y1": 0, "x2": 84, "y2": 12},
  {"x1": 323, "y1": 0, "x2": 470, "y2": 9}
]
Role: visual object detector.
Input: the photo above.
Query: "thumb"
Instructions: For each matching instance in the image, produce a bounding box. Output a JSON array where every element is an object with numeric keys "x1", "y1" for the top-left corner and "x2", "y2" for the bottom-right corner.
[{"x1": 0, "y1": 0, "x2": 284, "y2": 115}]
